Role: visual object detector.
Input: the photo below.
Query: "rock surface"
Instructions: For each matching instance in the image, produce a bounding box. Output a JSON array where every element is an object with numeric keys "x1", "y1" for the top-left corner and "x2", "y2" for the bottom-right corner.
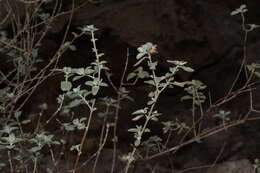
[{"x1": 207, "y1": 159, "x2": 253, "y2": 173}]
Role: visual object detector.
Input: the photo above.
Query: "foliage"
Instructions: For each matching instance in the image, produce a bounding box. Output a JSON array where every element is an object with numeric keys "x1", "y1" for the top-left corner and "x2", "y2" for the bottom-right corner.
[{"x1": 0, "y1": 2, "x2": 259, "y2": 173}]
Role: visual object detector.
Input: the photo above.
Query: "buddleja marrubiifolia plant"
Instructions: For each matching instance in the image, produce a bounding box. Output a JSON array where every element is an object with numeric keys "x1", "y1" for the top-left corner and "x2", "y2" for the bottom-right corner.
[
  {"x1": 122, "y1": 42, "x2": 195, "y2": 172},
  {"x1": 55, "y1": 25, "x2": 110, "y2": 173}
]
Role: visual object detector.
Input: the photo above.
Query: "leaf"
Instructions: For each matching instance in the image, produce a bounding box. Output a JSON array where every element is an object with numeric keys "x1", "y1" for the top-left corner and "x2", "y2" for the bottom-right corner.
[
  {"x1": 255, "y1": 64, "x2": 260, "y2": 69},
  {"x1": 169, "y1": 67, "x2": 178, "y2": 74},
  {"x1": 98, "y1": 53, "x2": 105, "y2": 58},
  {"x1": 151, "y1": 117, "x2": 159, "y2": 121},
  {"x1": 136, "y1": 52, "x2": 145, "y2": 59},
  {"x1": 137, "y1": 42, "x2": 154, "y2": 54},
  {"x1": 148, "y1": 61, "x2": 158, "y2": 70},
  {"x1": 72, "y1": 76, "x2": 84, "y2": 81},
  {"x1": 14, "y1": 111, "x2": 22, "y2": 119},
  {"x1": 134, "y1": 139, "x2": 141, "y2": 147},
  {"x1": 248, "y1": 24, "x2": 260, "y2": 32},
  {"x1": 31, "y1": 49, "x2": 38, "y2": 58},
  {"x1": 38, "y1": 103, "x2": 48, "y2": 110},
  {"x1": 132, "y1": 109, "x2": 146, "y2": 115},
  {"x1": 125, "y1": 96, "x2": 135, "y2": 102},
  {"x1": 138, "y1": 71, "x2": 149, "y2": 78},
  {"x1": 67, "y1": 99, "x2": 82, "y2": 108},
  {"x1": 63, "y1": 123, "x2": 75, "y2": 131},
  {"x1": 69, "y1": 45, "x2": 77, "y2": 51},
  {"x1": 254, "y1": 71, "x2": 260, "y2": 78},
  {"x1": 1, "y1": 125, "x2": 18, "y2": 134},
  {"x1": 60, "y1": 81, "x2": 72, "y2": 91},
  {"x1": 167, "y1": 60, "x2": 187, "y2": 66},
  {"x1": 2, "y1": 133, "x2": 18, "y2": 145},
  {"x1": 134, "y1": 57, "x2": 146, "y2": 66},
  {"x1": 144, "y1": 128, "x2": 151, "y2": 133},
  {"x1": 172, "y1": 81, "x2": 186, "y2": 87},
  {"x1": 247, "y1": 65, "x2": 254, "y2": 71},
  {"x1": 85, "y1": 68, "x2": 95, "y2": 75},
  {"x1": 127, "y1": 72, "x2": 136, "y2": 81},
  {"x1": 180, "y1": 95, "x2": 192, "y2": 101},
  {"x1": 240, "y1": 4, "x2": 247, "y2": 10},
  {"x1": 75, "y1": 68, "x2": 85, "y2": 75},
  {"x1": 100, "y1": 82, "x2": 108, "y2": 87},
  {"x1": 132, "y1": 114, "x2": 144, "y2": 121},
  {"x1": 137, "y1": 47, "x2": 144, "y2": 53},
  {"x1": 230, "y1": 10, "x2": 240, "y2": 16},
  {"x1": 62, "y1": 67, "x2": 72, "y2": 74},
  {"x1": 180, "y1": 66, "x2": 194, "y2": 72},
  {"x1": 128, "y1": 128, "x2": 139, "y2": 133},
  {"x1": 85, "y1": 81, "x2": 93, "y2": 86},
  {"x1": 70, "y1": 144, "x2": 80, "y2": 152},
  {"x1": 147, "y1": 100, "x2": 155, "y2": 105},
  {"x1": 79, "y1": 25, "x2": 98, "y2": 32},
  {"x1": 144, "y1": 80, "x2": 155, "y2": 86},
  {"x1": 29, "y1": 146, "x2": 42, "y2": 153},
  {"x1": 63, "y1": 42, "x2": 70, "y2": 48},
  {"x1": 92, "y1": 85, "x2": 99, "y2": 95},
  {"x1": 231, "y1": 4, "x2": 247, "y2": 16},
  {"x1": 154, "y1": 76, "x2": 162, "y2": 83}
]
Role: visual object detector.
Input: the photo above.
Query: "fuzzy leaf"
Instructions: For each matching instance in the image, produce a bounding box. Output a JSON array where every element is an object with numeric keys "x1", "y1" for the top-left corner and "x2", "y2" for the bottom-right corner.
[
  {"x1": 60, "y1": 81, "x2": 72, "y2": 91},
  {"x1": 134, "y1": 57, "x2": 146, "y2": 66},
  {"x1": 127, "y1": 72, "x2": 136, "y2": 81},
  {"x1": 132, "y1": 114, "x2": 144, "y2": 121},
  {"x1": 148, "y1": 61, "x2": 158, "y2": 70},
  {"x1": 180, "y1": 66, "x2": 194, "y2": 72},
  {"x1": 92, "y1": 85, "x2": 99, "y2": 95},
  {"x1": 144, "y1": 80, "x2": 155, "y2": 86},
  {"x1": 69, "y1": 45, "x2": 76, "y2": 51},
  {"x1": 136, "y1": 52, "x2": 145, "y2": 60},
  {"x1": 67, "y1": 99, "x2": 82, "y2": 108},
  {"x1": 138, "y1": 71, "x2": 149, "y2": 78},
  {"x1": 254, "y1": 71, "x2": 260, "y2": 78},
  {"x1": 180, "y1": 95, "x2": 192, "y2": 101},
  {"x1": 132, "y1": 109, "x2": 146, "y2": 115}
]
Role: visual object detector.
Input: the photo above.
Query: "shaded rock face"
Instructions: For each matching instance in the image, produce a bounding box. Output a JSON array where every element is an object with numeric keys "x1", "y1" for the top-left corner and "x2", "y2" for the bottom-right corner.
[
  {"x1": 207, "y1": 159, "x2": 253, "y2": 173},
  {"x1": 58, "y1": 0, "x2": 258, "y2": 98},
  {"x1": 2, "y1": 0, "x2": 258, "y2": 99},
  {"x1": 73, "y1": 0, "x2": 241, "y2": 63}
]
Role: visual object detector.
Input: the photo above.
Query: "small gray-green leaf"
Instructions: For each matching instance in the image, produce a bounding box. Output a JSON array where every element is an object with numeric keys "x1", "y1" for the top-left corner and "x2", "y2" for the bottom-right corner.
[
  {"x1": 85, "y1": 81, "x2": 93, "y2": 86},
  {"x1": 254, "y1": 71, "x2": 260, "y2": 78},
  {"x1": 144, "y1": 80, "x2": 155, "y2": 86},
  {"x1": 67, "y1": 99, "x2": 82, "y2": 108},
  {"x1": 134, "y1": 57, "x2": 146, "y2": 67},
  {"x1": 132, "y1": 109, "x2": 146, "y2": 115},
  {"x1": 134, "y1": 139, "x2": 141, "y2": 147},
  {"x1": 60, "y1": 81, "x2": 72, "y2": 91},
  {"x1": 72, "y1": 76, "x2": 84, "y2": 81},
  {"x1": 69, "y1": 45, "x2": 76, "y2": 51},
  {"x1": 128, "y1": 128, "x2": 139, "y2": 133},
  {"x1": 75, "y1": 68, "x2": 85, "y2": 75},
  {"x1": 167, "y1": 60, "x2": 187, "y2": 66},
  {"x1": 132, "y1": 114, "x2": 144, "y2": 121},
  {"x1": 136, "y1": 52, "x2": 145, "y2": 59},
  {"x1": 92, "y1": 85, "x2": 99, "y2": 95},
  {"x1": 100, "y1": 82, "x2": 108, "y2": 87},
  {"x1": 230, "y1": 10, "x2": 240, "y2": 16},
  {"x1": 180, "y1": 66, "x2": 194, "y2": 72},
  {"x1": 180, "y1": 95, "x2": 192, "y2": 101},
  {"x1": 148, "y1": 61, "x2": 158, "y2": 70},
  {"x1": 137, "y1": 71, "x2": 149, "y2": 78},
  {"x1": 127, "y1": 72, "x2": 136, "y2": 81}
]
